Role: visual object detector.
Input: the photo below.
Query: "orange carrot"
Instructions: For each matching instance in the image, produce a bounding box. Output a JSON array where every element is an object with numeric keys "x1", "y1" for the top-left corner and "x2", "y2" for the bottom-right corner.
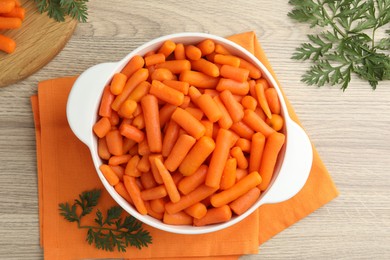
[
  {"x1": 266, "y1": 114, "x2": 284, "y2": 132},
  {"x1": 216, "y1": 78, "x2": 249, "y2": 96},
  {"x1": 258, "y1": 132, "x2": 285, "y2": 191},
  {"x1": 255, "y1": 82, "x2": 272, "y2": 119},
  {"x1": 162, "y1": 79, "x2": 190, "y2": 95},
  {"x1": 108, "y1": 154, "x2": 132, "y2": 166},
  {"x1": 150, "y1": 198, "x2": 166, "y2": 213},
  {"x1": 165, "y1": 184, "x2": 217, "y2": 214},
  {"x1": 155, "y1": 60, "x2": 191, "y2": 74},
  {"x1": 242, "y1": 109, "x2": 275, "y2": 137},
  {"x1": 193, "y1": 205, "x2": 232, "y2": 226},
  {"x1": 196, "y1": 94, "x2": 222, "y2": 123},
  {"x1": 137, "y1": 155, "x2": 151, "y2": 172},
  {"x1": 118, "y1": 99, "x2": 137, "y2": 118},
  {"x1": 213, "y1": 95, "x2": 233, "y2": 129},
  {"x1": 158, "y1": 40, "x2": 176, "y2": 57},
  {"x1": 196, "y1": 39, "x2": 215, "y2": 56},
  {"x1": 120, "y1": 55, "x2": 144, "y2": 77},
  {"x1": 137, "y1": 139, "x2": 151, "y2": 156},
  {"x1": 205, "y1": 129, "x2": 238, "y2": 188},
  {"x1": 248, "y1": 132, "x2": 265, "y2": 173},
  {"x1": 178, "y1": 165, "x2": 208, "y2": 195},
  {"x1": 164, "y1": 134, "x2": 196, "y2": 172},
  {"x1": 254, "y1": 107, "x2": 266, "y2": 121},
  {"x1": 114, "y1": 182, "x2": 134, "y2": 204},
  {"x1": 230, "y1": 147, "x2": 248, "y2": 169},
  {"x1": 119, "y1": 123, "x2": 145, "y2": 143},
  {"x1": 111, "y1": 68, "x2": 149, "y2": 111},
  {"x1": 179, "y1": 136, "x2": 215, "y2": 176},
  {"x1": 98, "y1": 85, "x2": 115, "y2": 117},
  {"x1": 229, "y1": 187, "x2": 261, "y2": 215},
  {"x1": 108, "y1": 110, "x2": 120, "y2": 126},
  {"x1": 230, "y1": 121, "x2": 254, "y2": 140},
  {"x1": 149, "y1": 154, "x2": 164, "y2": 184},
  {"x1": 210, "y1": 171, "x2": 262, "y2": 207},
  {"x1": 125, "y1": 155, "x2": 141, "y2": 177},
  {"x1": 256, "y1": 78, "x2": 270, "y2": 90},
  {"x1": 110, "y1": 73, "x2": 127, "y2": 95},
  {"x1": 99, "y1": 164, "x2": 120, "y2": 186},
  {"x1": 200, "y1": 120, "x2": 213, "y2": 137},
  {"x1": 123, "y1": 138, "x2": 137, "y2": 154},
  {"x1": 124, "y1": 81, "x2": 150, "y2": 103},
  {"x1": 265, "y1": 88, "x2": 281, "y2": 115},
  {"x1": 0, "y1": 0, "x2": 15, "y2": 14},
  {"x1": 93, "y1": 117, "x2": 111, "y2": 138},
  {"x1": 174, "y1": 43, "x2": 186, "y2": 60},
  {"x1": 214, "y1": 54, "x2": 240, "y2": 67},
  {"x1": 0, "y1": 34, "x2": 16, "y2": 54},
  {"x1": 163, "y1": 211, "x2": 193, "y2": 225},
  {"x1": 141, "y1": 185, "x2": 167, "y2": 200},
  {"x1": 188, "y1": 86, "x2": 202, "y2": 106},
  {"x1": 235, "y1": 138, "x2": 251, "y2": 153},
  {"x1": 220, "y1": 65, "x2": 249, "y2": 82},
  {"x1": 132, "y1": 113, "x2": 145, "y2": 129},
  {"x1": 123, "y1": 175, "x2": 148, "y2": 215},
  {"x1": 214, "y1": 44, "x2": 231, "y2": 55},
  {"x1": 220, "y1": 158, "x2": 237, "y2": 190},
  {"x1": 190, "y1": 58, "x2": 220, "y2": 77},
  {"x1": 110, "y1": 165, "x2": 124, "y2": 180},
  {"x1": 179, "y1": 70, "x2": 219, "y2": 89},
  {"x1": 185, "y1": 44, "x2": 202, "y2": 60},
  {"x1": 150, "y1": 80, "x2": 185, "y2": 106},
  {"x1": 219, "y1": 90, "x2": 244, "y2": 123},
  {"x1": 128, "y1": 143, "x2": 139, "y2": 156},
  {"x1": 151, "y1": 68, "x2": 174, "y2": 81},
  {"x1": 203, "y1": 89, "x2": 219, "y2": 97},
  {"x1": 171, "y1": 107, "x2": 206, "y2": 140},
  {"x1": 141, "y1": 94, "x2": 162, "y2": 153},
  {"x1": 0, "y1": 17, "x2": 21, "y2": 29},
  {"x1": 236, "y1": 168, "x2": 248, "y2": 181},
  {"x1": 159, "y1": 103, "x2": 177, "y2": 128},
  {"x1": 154, "y1": 157, "x2": 181, "y2": 203},
  {"x1": 184, "y1": 202, "x2": 207, "y2": 219},
  {"x1": 105, "y1": 129, "x2": 123, "y2": 156},
  {"x1": 241, "y1": 95, "x2": 258, "y2": 111},
  {"x1": 161, "y1": 119, "x2": 181, "y2": 157},
  {"x1": 238, "y1": 58, "x2": 261, "y2": 79},
  {"x1": 98, "y1": 137, "x2": 111, "y2": 160},
  {"x1": 140, "y1": 171, "x2": 157, "y2": 189},
  {"x1": 145, "y1": 201, "x2": 164, "y2": 220},
  {"x1": 144, "y1": 53, "x2": 165, "y2": 67},
  {"x1": 2, "y1": 6, "x2": 25, "y2": 20}
]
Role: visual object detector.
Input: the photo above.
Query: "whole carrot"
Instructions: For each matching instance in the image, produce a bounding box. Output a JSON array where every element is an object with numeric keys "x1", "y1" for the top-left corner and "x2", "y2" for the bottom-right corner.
[
  {"x1": 193, "y1": 205, "x2": 232, "y2": 226},
  {"x1": 258, "y1": 132, "x2": 285, "y2": 191},
  {"x1": 141, "y1": 94, "x2": 162, "y2": 153}
]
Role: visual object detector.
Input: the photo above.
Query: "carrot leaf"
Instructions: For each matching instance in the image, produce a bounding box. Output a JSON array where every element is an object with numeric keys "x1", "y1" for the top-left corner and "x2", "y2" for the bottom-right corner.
[{"x1": 34, "y1": 0, "x2": 89, "y2": 22}]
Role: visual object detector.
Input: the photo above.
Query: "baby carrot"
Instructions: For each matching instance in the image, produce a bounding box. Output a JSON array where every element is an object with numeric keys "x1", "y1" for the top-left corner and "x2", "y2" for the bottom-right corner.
[
  {"x1": 132, "y1": 113, "x2": 145, "y2": 129},
  {"x1": 98, "y1": 85, "x2": 115, "y2": 117},
  {"x1": 242, "y1": 109, "x2": 275, "y2": 137},
  {"x1": 179, "y1": 136, "x2": 216, "y2": 176},
  {"x1": 203, "y1": 89, "x2": 219, "y2": 97},
  {"x1": 188, "y1": 86, "x2": 202, "y2": 106},
  {"x1": 229, "y1": 187, "x2": 261, "y2": 215},
  {"x1": 219, "y1": 90, "x2": 244, "y2": 123},
  {"x1": 150, "y1": 198, "x2": 166, "y2": 213},
  {"x1": 159, "y1": 103, "x2": 177, "y2": 128},
  {"x1": 156, "y1": 60, "x2": 191, "y2": 74},
  {"x1": 236, "y1": 168, "x2": 248, "y2": 181},
  {"x1": 137, "y1": 155, "x2": 151, "y2": 172},
  {"x1": 141, "y1": 185, "x2": 167, "y2": 200},
  {"x1": 137, "y1": 139, "x2": 151, "y2": 156},
  {"x1": 98, "y1": 137, "x2": 111, "y2": 160},
  {"x1": 164, "y1": 134, "x2": 196, "y2": 172},
  {"x1": 114, "y1": 182, "x2": 134, "y2": 204},
  {"x1": 140, "y1": 170, "x2": 157, "y2": 189},
  {"x1": 120, "y1": 55, "x2": 145, "y2": 78},
  {"x1": 144, "y1": 53, "x2": 166, "y2": 67},
  {"x1": 145, "y1": 201, "x2": 164, "y2": 220},
  {"x1": 0, "y1": 0, "x2": 15, "y2": 14},
  {"x1": 171, "y1": 107, "x2": 206, "y2": 140},
  {"x1": 149, "y1": 154, "x2": 164, "y2": 184},
  {"x1": 235, "y1": 138, "x2": 251, "y2": 153},
  {"x1": 213, "y1": 96, "x2": 233, "y2": 129},
  {"x1": 99, "y1": 164, "x2": 120, "y2": 186},
  {"x1": 214, "y1": 54, "x2": 240, "y2": 67},
  {"x1": 111, "y1": 68, "x2": 149, "y2": 111},
  {"x1": 205, "y1": 129, "x2": 238, "y2": 188},
  {"x1": 230, "y1": 147, "x2": 248, "y2": 169},
  {"x1": 196, "y1": 94, "x2": 222, "y2": 123},
  {"x1": 210, "y1": 171, "x2": 262, "y2": 207},
  {"x1": 220, "y1": 65, "x2": 249, "y2": 82},
  {"x1": 165, "y1": 184, "x2": 218, "y2": 214},
  {"x1": 141, "y1": 94, "x2": 162, "y2": 153},
  {"x1": 230, "y1": 121, "x2": 254, "y2": 140},
  {"x1": 185, "y1": 45, "x2": 202, "y2": 60},
  {"x1": 216, "y1": 78, "x2": 249, "y2": 96},
  {"x1": 248, "y1": 132, "x2": 266, "y2": 173},
  {"x1": 196, "y1": 39, "x2": 215, "y2": 56},
  {"x1": 255, "y1": 82, "x2": 272, "y2": 119},
  {"x1": 220, "y1": 158, "x2": 237, "y2": 190},
  {"x1": 123, "y1": 175, "x2": 148, "y2": 215},
  {"x1": 150, "y1": 80, "x2": 185, "y2": 106},
  {"x1": 241, "y1": 95, "x2": 258, "y2": 111},
  {"x1": 123, "y1": 138, "x2": 137, "y2": 154},
  {"x1": 108, "y1": 154, "x2": 132, "y2": 166},
  {"x1": 0, "y1": 17, "x2": 21, "y2": 29},
  {"x1": 154, "y1": 158, "x2": 181, "y2": 203},
  {"x1": 158, "y1": 40, "x2": 176, "y2": 57},
  {"x1": 193, "y1": 205, "x2": 232, "y2": 226},
  {"x1": 119, "y1": 123, "x2": 145, "y2": 143},
  {"x1": 125, "y1": 155, "x2": 141, "y2": 177},
  {"x1": 0, "y1": 34, "x2": 16, "y2": 54},
  {"x1": 151, "y1": 68, "x2": 174, "y2": 82},
  {"x1": 162, "y1": 79, "x2": 190, "y2": 95},
  {"x1": 111, "y1": 165, "x2": 125, "y2": 180},
  {"x1": 258, "y1": 132, "x2": 285, "y2": 191},
  {"x1": 178, "y1": 165, "x2": 208, "y2": 195},
  {"x1": 265, "y1": 88, "x2": 281, "y2": 115},
  {"x1": 174, "y1": 43, "x2": 186, "y2": 60},
  {"x1": 163, "y1": 211, "x2": 193, "y2": 225},
  {"x1": 105, "y1": 129, "x2": 123, "y2": 156},
  {"x1": 179, "y1": 70, "x2": 219, "y2": 89},
  {"x1": 93, "y1": 117, "x2": 111, "y2": 138},
  {"x1": 238, "y1": 58, "x2": 261, "y2": 79},
  {"x1": 190, "y1": 58, "x2": 220, "y2": 77},
  {"x1": 184, "y1": 202, "x2": 207, "y2": 219},
  {"x1": 118, "y1": 99, "x2": 137, "y2": 118},
  {"x1": 161, "y1": 119, "x2": 181, "y2": 157},
  {"x1": 200, "y1": 120, "x2": 213, "y2": 138},
  {"x1": 110, "y1": 73, "x2": 127, "y2": 95}
]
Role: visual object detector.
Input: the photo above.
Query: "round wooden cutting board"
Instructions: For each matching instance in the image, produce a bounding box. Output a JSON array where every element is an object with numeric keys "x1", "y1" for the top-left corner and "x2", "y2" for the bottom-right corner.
[{"x1": 0, "y1": 0, "x2": 78, "y2": 87}]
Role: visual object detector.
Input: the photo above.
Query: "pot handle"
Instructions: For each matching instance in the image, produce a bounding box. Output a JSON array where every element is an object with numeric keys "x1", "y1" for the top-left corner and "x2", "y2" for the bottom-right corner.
[
  {"x1": 66, "y1": 62, "x2": 118, "y2": 147},
  {"x1": 259, "y1": 117, "x2": 313, "y2": 205}
]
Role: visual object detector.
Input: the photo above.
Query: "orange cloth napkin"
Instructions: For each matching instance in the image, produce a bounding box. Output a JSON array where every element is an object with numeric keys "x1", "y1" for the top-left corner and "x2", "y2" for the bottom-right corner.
[{"x1": 31, "y1": 31, "x2": 339, "y2": 260}]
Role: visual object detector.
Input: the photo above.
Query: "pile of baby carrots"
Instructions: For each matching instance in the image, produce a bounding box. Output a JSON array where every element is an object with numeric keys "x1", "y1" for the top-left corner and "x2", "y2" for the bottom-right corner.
[
  {"x1": 93, "y1": 38, "x2": 286, "y2": 226},
  {"x1": 0, "y1": 0, "x2": 25, "y2": 54}
]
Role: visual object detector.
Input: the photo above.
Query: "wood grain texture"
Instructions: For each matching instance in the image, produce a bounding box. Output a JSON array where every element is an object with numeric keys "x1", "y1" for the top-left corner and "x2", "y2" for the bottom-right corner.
[
  {"x1": 0, "y1": 0, "x2": 389, "y2": 259},
  {"x1": 0, "y1": 0, "x2": 77, "y2": 87}
]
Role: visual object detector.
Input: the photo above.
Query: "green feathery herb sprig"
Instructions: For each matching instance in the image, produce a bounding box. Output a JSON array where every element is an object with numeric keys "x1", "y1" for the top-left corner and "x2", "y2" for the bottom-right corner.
[
  {"x1": 288, "y1": 0, "x2": 390, "y2": 90},
  {"x1": 35, "y1": 0, "x2": 89, "y2": 22},
  {"x1": 59, "y1": 189, "x2": 152, "y2": 252}
]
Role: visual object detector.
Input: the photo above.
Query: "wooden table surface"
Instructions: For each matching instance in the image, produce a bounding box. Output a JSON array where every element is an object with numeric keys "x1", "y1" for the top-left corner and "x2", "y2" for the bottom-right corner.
[{"x1": 0, "y1": 1, "x2": 389, "y2": 259}]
